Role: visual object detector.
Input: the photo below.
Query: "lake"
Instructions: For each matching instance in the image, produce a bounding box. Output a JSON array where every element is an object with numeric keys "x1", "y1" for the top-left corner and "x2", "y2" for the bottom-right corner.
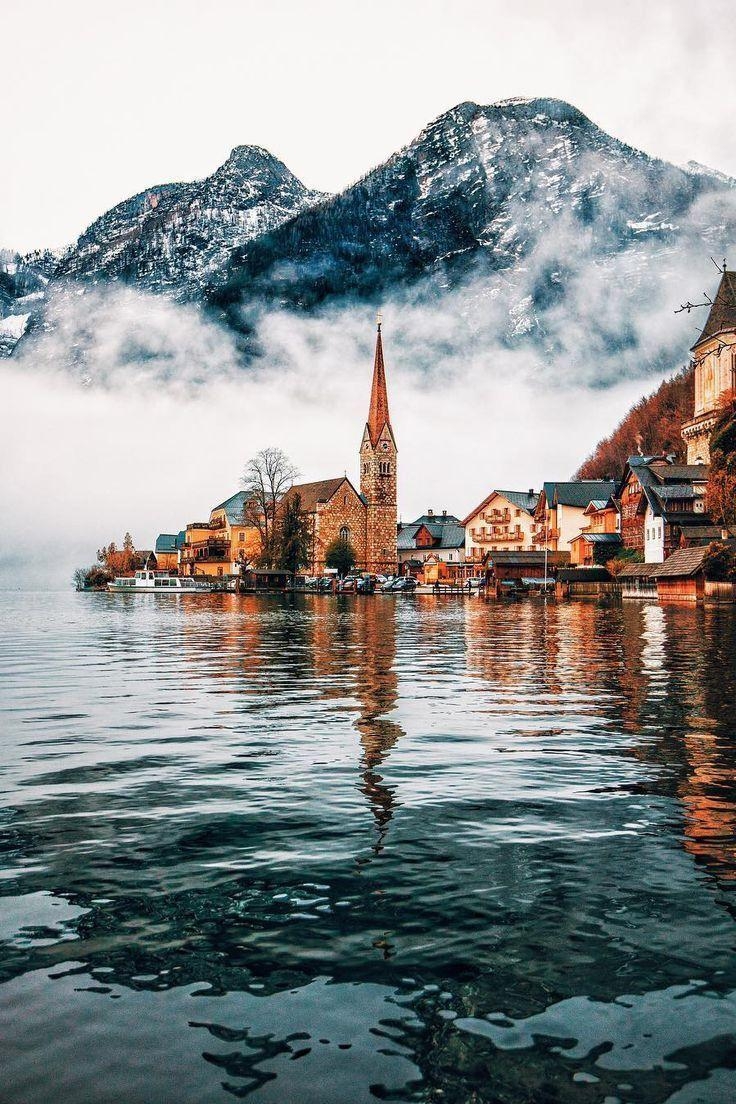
[{"x1": 1, "y1": 591, "x2": 735, "y2": 1103}]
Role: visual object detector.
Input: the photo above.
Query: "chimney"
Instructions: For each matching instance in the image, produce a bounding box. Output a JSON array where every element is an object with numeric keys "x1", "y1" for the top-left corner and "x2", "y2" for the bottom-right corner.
[
  {"x1": 529, "y1": 488, "x2": 534, "y2": 497},
  {"x1": 442, "y1": 509, "x2": 447, "y2": 518},
  {"x1": 427, "y1": 508, "x2": 434, "y2": 517}
]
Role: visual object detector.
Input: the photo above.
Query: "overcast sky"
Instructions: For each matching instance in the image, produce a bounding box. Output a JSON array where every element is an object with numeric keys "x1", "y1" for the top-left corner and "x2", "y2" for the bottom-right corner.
[{"x1": 5, "y1": 0, "x2": 736, "y2": 253}]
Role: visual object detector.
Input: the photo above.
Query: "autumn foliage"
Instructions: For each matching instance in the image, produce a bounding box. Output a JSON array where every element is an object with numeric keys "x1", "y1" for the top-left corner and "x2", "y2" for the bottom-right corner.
[{"x1": 577, "y1": 366, "x2": 694, "y2": 479}]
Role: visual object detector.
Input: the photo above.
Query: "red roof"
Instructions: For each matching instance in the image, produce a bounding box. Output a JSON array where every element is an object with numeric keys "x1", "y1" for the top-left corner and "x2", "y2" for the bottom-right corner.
[{"x1": 366, "y1": 324, "x2": 392, "y2": 446}]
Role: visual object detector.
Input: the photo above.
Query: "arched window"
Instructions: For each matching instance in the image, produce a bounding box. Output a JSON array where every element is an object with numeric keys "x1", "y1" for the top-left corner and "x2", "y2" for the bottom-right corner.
[{"x1": 339, "y1": 526, "x2": 350, "y2": 542}]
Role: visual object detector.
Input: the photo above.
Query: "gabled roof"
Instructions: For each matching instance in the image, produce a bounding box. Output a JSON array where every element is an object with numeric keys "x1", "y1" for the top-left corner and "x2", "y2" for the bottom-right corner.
[
  {"x1": 410, "y1": 513, "x2": 462, "y2": 526},
  {"x1": 462, "y1": 488, "x2": 537, "y2": 526},
  {"x1": 651, "y1": 546, "x2": 709, "y2": 577},
  {"x1": 544, "y1": 480, "x2": 616, "y2": 508},
  {"x1": 286, "y1": 476, "x2": 357, "y2": 512},
  {"x1": 558, "y1": 567, "x2": 613, "y2": 582},
  {"x1": 396, "y1": 520, "x2": 465, "y2": 550},
  {"x1": 618, "y1": 562, "x2": 657, "y2": 578},
  {"x1": 648, "y1": 463, "x2": 710, "y2": 483},
  {"x1": 571, "y1": 532, "x2": 622, "y2": 544},
  {"x1": 692, "y1": 270, "x2": 736, "y2": 349}
]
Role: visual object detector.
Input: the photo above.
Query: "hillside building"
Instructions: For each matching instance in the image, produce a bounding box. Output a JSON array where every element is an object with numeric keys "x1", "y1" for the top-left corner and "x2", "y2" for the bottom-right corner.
[
  {"x1": 681, "y1": 269, "x2": 736, "y2": 464},
  {"x1": 533, "y1": 480, "x2": 616, "y2": 552}
]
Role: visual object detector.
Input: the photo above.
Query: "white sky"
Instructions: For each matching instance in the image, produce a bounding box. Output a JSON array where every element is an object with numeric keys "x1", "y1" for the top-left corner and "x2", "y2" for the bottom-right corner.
[{"x1": 4, "y1": 0, "x2": 736, "y2": 253}]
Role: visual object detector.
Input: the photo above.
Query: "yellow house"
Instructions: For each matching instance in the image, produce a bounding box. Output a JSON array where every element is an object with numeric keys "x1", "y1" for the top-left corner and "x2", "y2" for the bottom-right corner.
[
  {"x1": 180, "y1": 492, "x2": 262, "y2": 577},
  {"x1": 569, "y1": 499, "x2": 622, "y2": 566},
  {"x1": 154, "y1": 530, "x2": 186, "y2": 571}
]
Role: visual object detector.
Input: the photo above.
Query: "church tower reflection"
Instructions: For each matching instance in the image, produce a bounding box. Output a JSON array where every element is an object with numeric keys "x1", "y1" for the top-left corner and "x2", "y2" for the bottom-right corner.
[{"x1": 351, "y1": 599, "x2": 403, "y2": 850}]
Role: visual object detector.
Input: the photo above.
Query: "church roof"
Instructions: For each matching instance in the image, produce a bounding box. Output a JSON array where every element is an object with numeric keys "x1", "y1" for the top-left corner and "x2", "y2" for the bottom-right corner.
[
  {"x1": 286, "y1": 477, "x2": 354, "y2": 512},
  {"x1": 366, "y1": 323, "x2": 392, "y2": 446},
  {"x1": 692, "y1": 270, "x2": 736, "y2": 349}
]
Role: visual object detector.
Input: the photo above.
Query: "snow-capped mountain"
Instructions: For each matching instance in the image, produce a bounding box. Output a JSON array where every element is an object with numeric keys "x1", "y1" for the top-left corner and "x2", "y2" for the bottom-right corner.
[
  {"x1": 7, "y1": 98, "x2": 736, "y2": 381},
  {"x1": 0, "y1": 249, "x2": 58, "y2": 357},
  {"x1": 55, "y1": 145, "x2": 327, "y2": 299},
  {"x1": 215, "y1": 98, "x2": 736, "y2": 331}
]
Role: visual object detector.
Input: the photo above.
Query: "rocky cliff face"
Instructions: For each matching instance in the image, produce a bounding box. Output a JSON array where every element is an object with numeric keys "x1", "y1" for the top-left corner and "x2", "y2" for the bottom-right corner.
[
  {"x1": 55, "y1": 145, "x2": 327, "y2": 300},
  {"x1": 0, "y1": 249, "x2": 58, "y2": 357}
]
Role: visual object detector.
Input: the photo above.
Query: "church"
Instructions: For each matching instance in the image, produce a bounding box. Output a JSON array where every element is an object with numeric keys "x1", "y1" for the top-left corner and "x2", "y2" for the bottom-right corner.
[
  {"x1": 681, "y1": 268, "x2": 736, "y2": 464},
  {"x1": 283, "y1": 319, "x2": 398, "y2": 575}
]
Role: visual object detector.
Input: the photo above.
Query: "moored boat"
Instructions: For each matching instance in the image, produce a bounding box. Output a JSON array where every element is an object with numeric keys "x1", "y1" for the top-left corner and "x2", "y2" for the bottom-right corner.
[{"x1": 108, "y1": 570, "x2": 215, "y2": 593}]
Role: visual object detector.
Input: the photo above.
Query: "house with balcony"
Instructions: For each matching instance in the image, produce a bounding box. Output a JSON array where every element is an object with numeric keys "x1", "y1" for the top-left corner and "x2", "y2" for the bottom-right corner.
[
  {"x1": 617, "y1": 457, "x2": 711, "y2": 563},
  {"x1": 533, "y1": 480, "x2": 617, "y2": 553},
  {"x1": 462, "y1": 489, "x2": 539, "y2": 564},
  {"x1": 180, "y1": 491, "x2": 262, "y2": 577}
]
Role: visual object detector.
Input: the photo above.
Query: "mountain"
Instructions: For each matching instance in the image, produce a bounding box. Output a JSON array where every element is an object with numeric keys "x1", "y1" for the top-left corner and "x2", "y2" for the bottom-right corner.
[
  {"x1": 213, "y1": 98, "x2": 736, "y2": 364},
  {"x1": 0, "y1": 249, "x2": 58, "y2": 356},
  {"x1": 576, "y1": 366, "x2": 695, "y2": 478},
  {"x1": 55, "y1": 145, "x2": 327, "y2": 300},
  {"x1": 8, "y1": 98, "x2": 736, "y2": 386}
]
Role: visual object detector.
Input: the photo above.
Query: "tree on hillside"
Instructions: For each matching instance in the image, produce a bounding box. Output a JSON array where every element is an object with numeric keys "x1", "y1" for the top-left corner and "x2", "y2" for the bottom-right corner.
[
  {"x1": 325, "y1": 537, "x2": 356, "y2": 577},
  {"x1": 241, "y1": 447, "x2": 299, "y2": 569},
  {"x1": 577, "y1": 365, "x2": 694, "y2": 479},
  {"x1": 277, "y1": 492, "x2": 311, "y2": 576}
]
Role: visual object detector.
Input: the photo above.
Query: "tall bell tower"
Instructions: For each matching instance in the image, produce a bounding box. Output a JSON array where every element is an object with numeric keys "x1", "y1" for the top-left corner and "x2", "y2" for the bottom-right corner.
[{"x1": 360, "y1": 317, "x2": 398, "y2": 574}]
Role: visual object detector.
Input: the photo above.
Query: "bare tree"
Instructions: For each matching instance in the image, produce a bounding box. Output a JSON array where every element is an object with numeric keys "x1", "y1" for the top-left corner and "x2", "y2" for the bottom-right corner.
[{"x1": 241, "y1": 447, "x2": 299, "y2": 568}]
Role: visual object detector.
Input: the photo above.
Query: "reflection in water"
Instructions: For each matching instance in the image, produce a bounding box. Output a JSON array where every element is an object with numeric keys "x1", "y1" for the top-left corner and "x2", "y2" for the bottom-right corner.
[{"x1": 1, "y1": 592, "x2": 736, "y2": 1103}]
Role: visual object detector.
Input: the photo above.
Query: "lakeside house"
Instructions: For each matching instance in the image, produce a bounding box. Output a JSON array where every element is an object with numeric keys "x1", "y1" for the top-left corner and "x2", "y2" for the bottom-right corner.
[
  {"x1": 154, "y1": 531, "x2": 186, "y2": 571},
  {"x1": 569, "y1": 498, "x2": 622, "y2": 565},
  {"x1": 463, "y1": 489, "x2": 539, "y2": 563},
  {"x1": 178, "y1": 492, "x2": 261, "y2": 578},
  {"x1": 397, "y1": 511, "x2": 465, "y2": 581},
  {"x1": 533, "y1": 480, "x2": 617, "y2": 553}
]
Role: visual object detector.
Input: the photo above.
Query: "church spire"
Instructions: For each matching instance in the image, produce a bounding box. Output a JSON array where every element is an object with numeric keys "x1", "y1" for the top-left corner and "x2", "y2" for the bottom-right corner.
[{"x1": 367, "y1": 314, "x2": 391, "y2": 446}]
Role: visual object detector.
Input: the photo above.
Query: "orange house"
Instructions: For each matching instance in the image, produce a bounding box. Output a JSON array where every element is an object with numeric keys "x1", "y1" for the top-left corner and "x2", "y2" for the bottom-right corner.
[{"x1": 180, "y1": 492, "x2": 262, "y2": 577}]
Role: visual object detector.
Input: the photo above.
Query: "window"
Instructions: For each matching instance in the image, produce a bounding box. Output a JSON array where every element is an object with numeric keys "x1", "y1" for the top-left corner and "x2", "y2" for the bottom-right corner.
[
  {"x1": 362, "y1": 463, "x2": 369, "y2": 474},
  {"x1": 340, "y1": 526, "x2": 350, "y2": 542},
  {"x1": 239, "y1": 532, "x2": 245, "y2": 541},
  {"x1": 343, "y1": 494, "x2": 348, "y2": 505},
  {"x1": 379, "y1": 461, "x2": 391, "y2": 476}
]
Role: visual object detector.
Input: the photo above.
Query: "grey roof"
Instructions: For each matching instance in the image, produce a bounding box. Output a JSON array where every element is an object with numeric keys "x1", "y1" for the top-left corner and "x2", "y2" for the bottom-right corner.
[
  {"x1": 586, "y1": 500, "x2": 609, "y2": 511},
  {"x1": 652, "y1": 546, "x2": 709, "y2": 578},
  {"x1": 572, "y1": 532, "x2": 622, "y2": 544},
  {"x1": 495, "y1": 489, "x2": 539, "y2": 514},
  {"x1": 544, "y1": 480, "x2": 616, "y2": 508},
  {"x1": 396, "y1": 520, "x2": 465, "y2": 550},
  {"x1": 692, "y1": 270, "x2": 736, "y2": 348},
  {"x1": 410, "y1": 512, "x2": 462, "y2": 526},
  {"x1": 618, "y1": 563, "x2": 658, "y2": 578},
  {"x1": 652, "y1": 484, "x2": 697, "y2": 501},
  {"x1": 649, "y1": 463, "x2": 710, "y2": 483},
  {"x1": 397, "y1": 525, "x2": 420, "y2": 550},
  {"x1": 211, "y1": 490, "x2": 249, "y2": 523},
  {"x1": 486, "y1": 551, "x2": 571, "y2": 565}
]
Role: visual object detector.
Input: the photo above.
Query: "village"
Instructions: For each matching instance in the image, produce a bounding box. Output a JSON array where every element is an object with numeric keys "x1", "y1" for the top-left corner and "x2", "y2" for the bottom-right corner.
[{"x1": 89, "y1": 269, "x2": 736, "y2": 606}]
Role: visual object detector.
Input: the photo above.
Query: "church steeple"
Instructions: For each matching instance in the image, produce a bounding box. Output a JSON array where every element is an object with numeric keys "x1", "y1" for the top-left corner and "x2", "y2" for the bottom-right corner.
[
  {"x1": 366, "y1": 316, "x2": 392, "y2": 446},
  {"x1": 360, "y1": 316, "x2": 398, "y2": 574}
]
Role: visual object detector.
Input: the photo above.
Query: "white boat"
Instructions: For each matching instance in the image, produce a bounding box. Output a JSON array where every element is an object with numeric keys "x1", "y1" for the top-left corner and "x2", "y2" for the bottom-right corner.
[{"x1": 107, "y1": 571, "x2": 215, "y2": 593}]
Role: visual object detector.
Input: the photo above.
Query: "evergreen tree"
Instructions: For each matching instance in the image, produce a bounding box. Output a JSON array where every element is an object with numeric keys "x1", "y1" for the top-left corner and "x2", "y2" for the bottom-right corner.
[
  {"x1": 277, "y1": 493, "x2": 311, "y2": 576},
  {"x1": 325, "y1": 537, "x2": 356, "y2": 577}
]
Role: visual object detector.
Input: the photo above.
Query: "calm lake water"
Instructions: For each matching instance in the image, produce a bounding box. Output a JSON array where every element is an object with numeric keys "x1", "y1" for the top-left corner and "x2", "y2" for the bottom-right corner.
[{"x1": 1, "y1": 591, "x2": 735, "y2": 1103}]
